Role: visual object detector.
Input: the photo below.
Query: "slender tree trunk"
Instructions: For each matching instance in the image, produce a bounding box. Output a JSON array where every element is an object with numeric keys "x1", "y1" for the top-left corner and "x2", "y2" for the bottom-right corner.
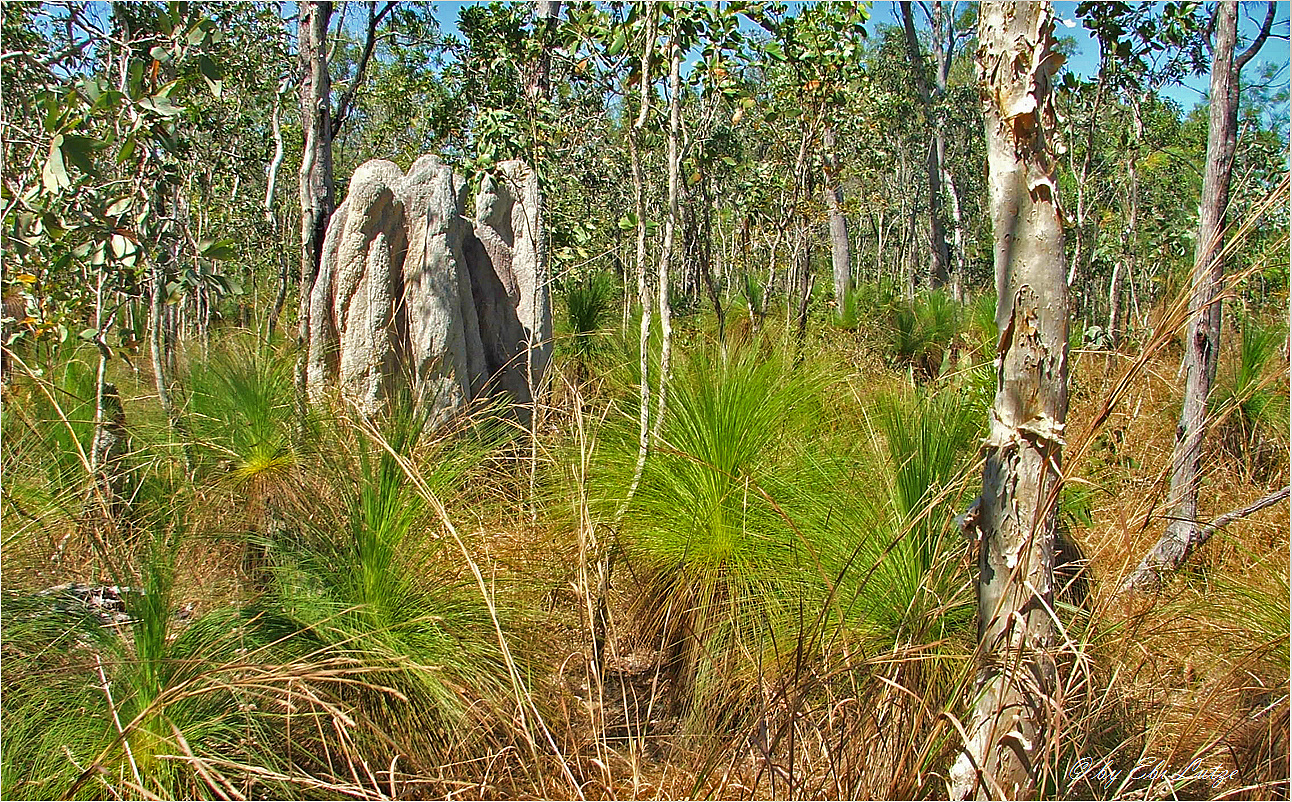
[
  {"x1": 933, "y1": 1, "x2": 966, "y2": 298},
  {"x1": 296, "y1": 1, "x2": 334, "y2": 366},
  {"x1": 600, "y1": 6, "x2": 657, "y2": 673},
  {"x1": 1123, "y1": 2, "x2": 1254, "y2": 593},
  {"x1": 874, "y1": 210, "x2": 887, "y2": 289},
  {"x1": 700, "y1": 176, "x2": 725, "y2": 341},
  {"x1": 1106, "y1": 260, "x2": 1123, "y2": 349},
  {"x1": 1065, "y1": 74, "x2": 1105, "y2": 299},
  {"x1": 651, "y1": 41, "x2": 680, "y2": 442},
  {"x1": 795, "y1": 232, "x2": 813, "y2": 344},
  {"x1": 1109, "y1": 100, "x2": 1142, "y2": 352},
  {"x1": 821, "y1": 124, "x2": 851, "y2": 310},
  {"x1": 265, "y1": 84, "x2": 285, "y2": 223},
  {"x1": 901, "y1": 2, "x2": 952, "y2": 290},
  {"x1": 630, "y1": 6, "x2": 656, "y2": 484},
  {"x1": 522, "y1": 0, "x2": 561, "y2": 406},
  {"x1": 951, "y1": 5, "x2": 1068, "y2": 798},
  {"x1": 945, "y1": 167, "x2": 966, "y2": 303},
  {"x1": 150, "y1": 256, "x2": 179, "y2": 436},
  {"x1": 904, "y1": 207, "x2": 917, "y2": 300},
  {"x1": 264, "y1": 76, "x2": 287, "y2": 338}
]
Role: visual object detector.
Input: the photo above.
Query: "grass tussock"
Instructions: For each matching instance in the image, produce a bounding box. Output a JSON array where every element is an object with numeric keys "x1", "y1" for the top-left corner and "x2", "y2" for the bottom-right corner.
[{"x1": 2, "y1": 278, "x2": 1286, "y2": 800}]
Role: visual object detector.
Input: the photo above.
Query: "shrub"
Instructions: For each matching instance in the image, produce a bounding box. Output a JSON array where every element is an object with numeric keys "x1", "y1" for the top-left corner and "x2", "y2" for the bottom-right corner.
[{"x1": 887, "y1": 290, "x2": 961, "y2": 382}]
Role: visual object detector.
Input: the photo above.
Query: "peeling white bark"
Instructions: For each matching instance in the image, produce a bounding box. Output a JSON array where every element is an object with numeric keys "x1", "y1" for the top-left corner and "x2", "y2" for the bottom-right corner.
[{"x1": 952, "y1": 4, "x2": 1069, "y2": 799}]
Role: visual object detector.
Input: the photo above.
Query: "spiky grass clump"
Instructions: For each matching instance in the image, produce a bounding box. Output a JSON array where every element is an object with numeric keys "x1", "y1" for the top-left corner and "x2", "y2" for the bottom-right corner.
[
  {"x1": 830, "y1": 386, "x2": 981, "y2": 652},
  {"x1": 967, "y1": 292, "x2": 998, "y2": 361},
  {"x1": 1, "y1": 348, "x2": 98, "y2": 494},
  {"x1": 562, "y1": 271, "x2": 617, "y2": 363},
  {"x1": 836, "y1": 282, "x2": 862, "y2": 331},
  {"x1": 0, "y1": 506, "x2": 295, "y2": 801},
  {"x1": 260, "y1": 405, "x2": 522, "y2": 764},
  {"x1": 604, "y1": 344, "x2": 831, "y2": 727},
  {"x1": 185, "y1": 334, "x2": 302, "y2": 489},
  {"x1": 836, "y1": 279, "x2": 900, "y2": 335},
  {"x1": 740, "y1": 271, "x2": 766, "y2": 324},
  {"x1": 1210, "y1": 316, "x2": 1289, "y2": 477},
  {"x1": 887, "y1": 290, "x2": 962, "y2": 382}
]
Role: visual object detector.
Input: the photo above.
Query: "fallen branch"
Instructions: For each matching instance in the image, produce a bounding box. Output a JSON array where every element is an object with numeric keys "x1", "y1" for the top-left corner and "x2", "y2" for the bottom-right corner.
[{"x1": 1122, "y1": 485, "x2": 1289, "y2": 595}]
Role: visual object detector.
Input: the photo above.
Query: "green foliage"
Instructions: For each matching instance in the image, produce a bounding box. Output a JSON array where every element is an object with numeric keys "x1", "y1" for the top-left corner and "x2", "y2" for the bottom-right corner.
[
  {"x1": 5, "y1": 351, "x2": 99, "y2": 494},
  {"x1": 1211, "y1": 316, "x2": 1290, "y2": 476},
  {"x1": 261, "y1": 405, "x2": 519, "y2": 759},
  {"x1": 601, "y1": 344, "x2": 828, "y2": 725},
  {"x1": 832, "y1": 386, "x2": 980, "y2": 648},
  {"x1": 966, "y1": 292, "x2": 998, "y2": 361},
  {"x1": 739, "y1": 271, "x2": 765, "y2": 322},
  {"x1": 2, "y1": 3, "x2": 239, "y2": 360},
  {"x1": 185, "y1": 334, "x2": 302, "y2": 486},
  {"x1": 887, "y1": 290, "x2": 961, "y2": 382},
  {"x1": 835, "y1": 281, "x2": 863, "y2": 330},
  {"x1": 1, "y1": 510, "x2": 289, "y2": 800},
  {"x1": 1213, "y1": 317, "x2": 1289, "y2": 442},
  {"x1": 592, "y1": 342, "x2": 984, "y2": 733},
  {"x1": 561, "y1": 271, "x2": 617, "y2": 361}
]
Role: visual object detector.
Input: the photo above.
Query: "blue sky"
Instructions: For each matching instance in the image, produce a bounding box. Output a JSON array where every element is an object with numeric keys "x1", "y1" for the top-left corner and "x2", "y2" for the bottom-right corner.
[{"x1": 427, "y1": 0, "x2": 1290, "y2": 118}]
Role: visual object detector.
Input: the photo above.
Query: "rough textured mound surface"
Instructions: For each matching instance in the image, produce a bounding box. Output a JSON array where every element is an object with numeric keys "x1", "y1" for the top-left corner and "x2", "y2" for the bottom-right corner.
[
  {"x1": 474, "y1": 160, "x2": 552, "y2": 397},
  {"x1": 307, "y1": 156, "x2": 549, "y2": 422}
]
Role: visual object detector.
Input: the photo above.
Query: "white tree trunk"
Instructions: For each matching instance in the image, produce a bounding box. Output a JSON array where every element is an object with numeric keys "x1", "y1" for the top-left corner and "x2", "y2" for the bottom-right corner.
[
  {"x1": 951, "y1": 4, "x2": 1069, "y2": 798},
  {"x1": 651, "y1": 41, "x2": 681, "y2": 441}
]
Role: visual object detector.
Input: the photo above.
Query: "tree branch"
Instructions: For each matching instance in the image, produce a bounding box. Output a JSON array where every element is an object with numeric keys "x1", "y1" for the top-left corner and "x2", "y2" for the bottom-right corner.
[
  {"x1": 331, "y1": 0, "x2": 397, "y2": 137},
  {"x1": 1235, "y1": 0, "x2": 1276, "y2": 72},
  {"x1": 1193, "y1": 485, "x2": 1289, "y2": 552}
]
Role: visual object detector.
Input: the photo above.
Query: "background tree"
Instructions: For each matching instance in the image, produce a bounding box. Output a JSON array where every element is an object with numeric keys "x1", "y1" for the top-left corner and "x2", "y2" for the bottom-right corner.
[
  {"x1": 296, "y1": 0, "x2": 395, "y2": 371},
  {"x1": 1125, "y1": 0, "x2": 1276, "y2": 593}
]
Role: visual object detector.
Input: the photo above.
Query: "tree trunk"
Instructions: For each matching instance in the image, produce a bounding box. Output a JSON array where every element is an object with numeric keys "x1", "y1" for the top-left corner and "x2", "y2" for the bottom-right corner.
[
  {"x1": 1106, "y1": 260, "x2": 1123, "y2": 350},
  {"x1": 630, "y1": 6, "x2": 656, "y2": 481},
  {"x1": 698, "y1": 175, "x2": 725, "y2": 342},
  {"x1": 150, "y1": 255, "x2": 179, "y2": 434},
  {"x1": 1109, "y1": 99, "x2": 1143, "y2": 352},
  {"x1": 945, "y1": 167, "x2": 966, "y2": 303},
  {"x1": 951, "y1": 4, "x2": 1068, "y2": 799},
  {"x1": 795, "y1": 232, "x2": 813, "y2": 344},
  {"x1": 901, "y1": 2, "x2": 952, "y2": 290},
  {"x1": 933, "y1": 1, "x2": 966, "y2": 298},
  {"x1": 821, "y1": 124, "x2": 851, "y2": 310},
  {"x1": 522, "y1": 0, "x2": 560, "y2": 405},
  {"x1": 264, "y1": 78, "x2": 289, "y2": 338},
  {"x1": 297, "y1": 0, "x2": 334, "y2": 359},
  {"x1": 651, "y1": 41, "x2": 680, "y2": 442},
  {"x1": 1122, "y1": 2, "x2": 1242, "y2": 593}
]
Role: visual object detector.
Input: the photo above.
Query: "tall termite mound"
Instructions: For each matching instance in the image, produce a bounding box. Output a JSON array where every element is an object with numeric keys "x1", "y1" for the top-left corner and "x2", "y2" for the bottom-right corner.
[{"x1": 306, "y1": 155, "x2": 548, "y2": 423}]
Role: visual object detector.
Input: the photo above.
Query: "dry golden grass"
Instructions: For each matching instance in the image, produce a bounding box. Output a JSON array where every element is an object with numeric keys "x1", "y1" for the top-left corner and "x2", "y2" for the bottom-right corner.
[{"x1": 3, "y1": 273, "x2": 1287, "y2": 799}]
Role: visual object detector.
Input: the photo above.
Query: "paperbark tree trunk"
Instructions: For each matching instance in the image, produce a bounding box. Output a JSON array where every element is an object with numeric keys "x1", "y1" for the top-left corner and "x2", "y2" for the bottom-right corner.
[
  {"x1": 1122, "y1": 1, "x2": 1273, "y2": 593},
  {"x1": 821, "y1": 124, "x2": 851, "y2": 310},
  {"x1": 951, "y1": 4, "x2": 1068, "y2": 798}
]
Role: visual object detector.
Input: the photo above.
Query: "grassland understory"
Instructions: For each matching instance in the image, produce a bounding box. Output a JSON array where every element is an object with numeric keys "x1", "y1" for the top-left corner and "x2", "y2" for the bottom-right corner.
[{"x1": 2, "y1": 296, "x2": 1287, "y2": 800}]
